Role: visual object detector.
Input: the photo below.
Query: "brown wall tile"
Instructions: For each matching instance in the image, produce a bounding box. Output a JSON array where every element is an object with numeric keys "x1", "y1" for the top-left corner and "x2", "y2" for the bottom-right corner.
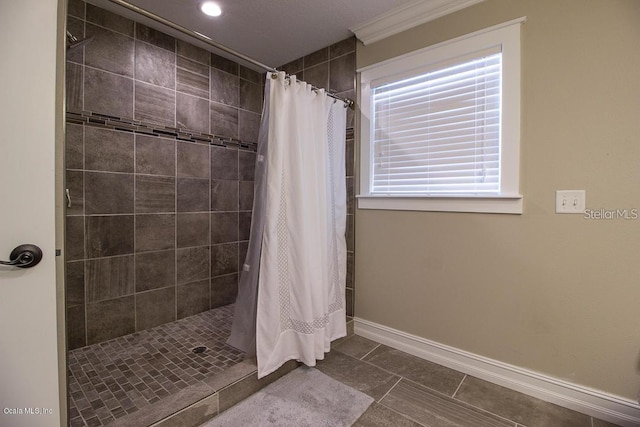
[
  {"x1": 210, "y1": 103, "x2": 239, "y2": 138},
  {"x1": 85, "y1": 23, "x2": 134, "y2": 77},
  {"x1": 176, "y1": 246, "x2": 210, "y2": 285},
  {"x1": 176, "y1": 93, "x2": 210, "y2": 133},
  {"x1": 177, "y1": 39, "x2": 210, "y2": 66},
  {"x1": 238, "y1": 212, "x2": 251, "y2": 241},
  {"x1": 304, "y1": 48, "x2": 329, "y2": 68},
  {"x1": 280, "y1": 58, "x2": 303, "y2": 76},
  {"x1": 330, "y1": 37, "x2": 356, "y2": 59},
  {"x1": 135, "y1": 250, "x2": 176, "y2": 292},
  {"x1": 86, "y1": 215, "x2": 134, "y2": 258},
  {"x1": 84, "y1": 68, "x2": 133, "y2": 118},
  {"x1": 177, "y1": 279, "x2": 210, "y2": 319},
  {"x1": 211, "y1": 273, "x2": 238, "y2": 308},
  {"x1": 86, "y1": 295, "x2": 135, "y2": 344},
  {"x1": 136, "y1": 287, "x2": 176, "y2": 331},
  {"x1": 135, "y1": 41, "x2": 176, "y2": 88},
  {"x1": 211, "y1": 212, "x2": 239, "y2": 244},
  {"x1": 86, "y1": 255, "x2": 134, "y2": 302},
  {"x1": 177, "y1": 213, "x2": 210, "y2": 248},
  {"x1": 66, "y1": 170, "x2": 84, "y2": 216},
  {"x1": 66, "y1": 261, "x2": 85, "y2": 307},
  {"x1": 304, "y1": 62, "x2": 329, "y2": 89},
  {"x1": 84, "y1": 172, "x2": 134, "y2": 215},
  {"x1": 211, "y1": 146, "x2": 238, "y2": 180},
  {"x1": 211, "y1": 180, "x2": 238, "y2": 212},
  {"x1": 65, "y1": 124, "x2": 84, "y2": 169},
  {"x1": 67, "y1": 305, "x2": 86, "y2": 350},
  {"x1": 135, "y1": 81, "x2": 176, "y2": 126},
  {"x1": 238, "y1": 181, "x2": 253, "y2": 212},
  {"x1": 211, "y1": 243, "x2": 238, "y2": 277},
  {"x1": 177, "y1": 64, "x2": 210, "y2": 99},
  {"x1": 135, "y1": 214, "x2": 176, "y2": 252},
  {"x1": 135, "y1": 135, "x2": 176, "y2": 176},
  {"x1": 68, "y1": 0, "x2": 86, "y2": 19},
  {"x1": 136, "y1": 23, "x2": 175, "y2": 52},
  {"x1": 329, "y1": 52, "x2": 355, "y2": 93},
  {"x1": 85, "y1": 127, "x2": 134, "y2": 172},
  {"x1": 239, "y1": 80, "x2": 262, "y2": 113},
  {"x1": 177, "y1": 178, "x2": 210, "y2": 212},
  {"x1": 135, "y1": 175, "x2": 176, "y2": 213},
  {"x1": 66, "y1": 216, "x2": 85, "y2": 261},
  {"x1": 177, "y1": 142, "x2": 210, "y2": 179},
  {"x1": 211, "y1": 53, "x2": 238, "y2": 75},
  {"x1": 238, "y1": 110, "x2": 260, "y2": 143},
  {"x1": 239, "y1": 66, "x2": 261, "y2": 84},
  {"x1": 86, "y1": 3, "x2": 134, "y2": 36},
  {"x1": 210, "y1": 68, "x2": 239, "y2": 107},
  {"x1": 238, "y1": 151, "x2": 256, "y2": 181},
  {"x1": 66, "y1": 62, "x2": 83, "y2": 111}
]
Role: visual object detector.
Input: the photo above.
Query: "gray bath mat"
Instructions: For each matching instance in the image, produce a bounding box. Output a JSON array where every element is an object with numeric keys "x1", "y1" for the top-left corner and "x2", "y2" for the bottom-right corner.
[{"x1": 203, "y1": 366, "x2": 373, "y2": 426}]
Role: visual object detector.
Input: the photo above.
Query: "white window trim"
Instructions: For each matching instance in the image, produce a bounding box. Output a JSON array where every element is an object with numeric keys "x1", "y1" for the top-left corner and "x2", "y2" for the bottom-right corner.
[{"x1": 358, "y1": 17, "x2": 526, "y2": 214}]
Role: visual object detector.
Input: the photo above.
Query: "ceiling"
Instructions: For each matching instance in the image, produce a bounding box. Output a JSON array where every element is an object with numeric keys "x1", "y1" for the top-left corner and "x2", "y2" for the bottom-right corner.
[{"x1": 87, "y1": 0, "x2": 414, "y2": 70}]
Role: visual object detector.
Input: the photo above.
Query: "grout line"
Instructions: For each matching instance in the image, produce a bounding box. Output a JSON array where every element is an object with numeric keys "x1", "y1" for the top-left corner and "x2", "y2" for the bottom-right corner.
[
  {"x1": 174, "y1": 37, "x2": 178, "y2": 129},
  {"x1": 131, "y1": 35, "x2": 137, "y2": 122},
  {"x1": 81, "y1": 18, "x2": 86, "y2": 112},
  {"x1": 359, "y1": 343, "x2": 381, "y2": 361},
  {"x1": 208, "y1": 138, "x2": 213, "y2": 310},
  {"x1": 378, "y1": 376, "x2": 402, "y2": 403},
  {"x1": 81, "y1": 122, "x2": 88, "y2": 349},
  {"x1": 84, "y1": 15, "x2": 133, "y2": 39},
  {"x1": 452, "y1": 374, "x2": 466, "y2": 398},
  {"x1": 173, "y1": 103, "x2": 179, "y2": 323}
]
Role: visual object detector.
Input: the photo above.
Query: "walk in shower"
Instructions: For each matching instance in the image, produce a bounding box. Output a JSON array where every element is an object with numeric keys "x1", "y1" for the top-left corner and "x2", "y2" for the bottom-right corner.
[{"x1": 64, "y1": 1, "x2": 355, "y2": 425}]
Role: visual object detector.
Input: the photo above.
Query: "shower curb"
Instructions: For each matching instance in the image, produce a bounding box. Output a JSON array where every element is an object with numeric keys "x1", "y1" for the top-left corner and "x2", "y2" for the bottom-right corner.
[
  {"x1": 105, "y1": 358, "x2": 298, "y2": 427},
  {"x1": 154, "y1": 319, "x2": 353, "y2": 426},
  {"x1": 103, "y1": 318, "x2": 353, "y2": 427},
  {"x1": 150, "y1": 359, "x2": 300, "y2": 427}
]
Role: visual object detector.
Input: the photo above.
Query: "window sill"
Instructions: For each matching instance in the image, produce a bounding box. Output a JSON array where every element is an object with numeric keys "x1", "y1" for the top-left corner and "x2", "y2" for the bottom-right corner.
[{"x1": 357, "y1": 194, "x2": 523, "y2": 214}]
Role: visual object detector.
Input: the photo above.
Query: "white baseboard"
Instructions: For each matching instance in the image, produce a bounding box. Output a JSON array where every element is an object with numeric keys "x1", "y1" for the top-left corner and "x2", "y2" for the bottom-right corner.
[{"x1": 354, "y1": 317, "x2": 640, "y2": 427}]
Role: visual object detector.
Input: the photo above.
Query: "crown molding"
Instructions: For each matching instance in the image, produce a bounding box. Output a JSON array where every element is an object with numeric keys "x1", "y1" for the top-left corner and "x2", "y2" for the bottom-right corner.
[{"x1": 350, "y1": 0, "x2": 485, "y2": 46}]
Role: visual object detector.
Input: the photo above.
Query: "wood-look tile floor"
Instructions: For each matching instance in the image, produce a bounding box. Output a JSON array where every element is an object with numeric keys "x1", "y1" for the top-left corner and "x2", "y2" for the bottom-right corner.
[{"x1": 317, "y1": 335, "x2": 621, "y2": 427}]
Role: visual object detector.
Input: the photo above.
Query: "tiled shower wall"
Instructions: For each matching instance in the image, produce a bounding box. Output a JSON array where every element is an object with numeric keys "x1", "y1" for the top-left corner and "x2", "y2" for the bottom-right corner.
[
  {"x1": 280, "y1": 39, "x2": 357, "y2": 318},
  {"x1": 65, "y1": 0, "x2": 262, "y2": 349},
  {"x1": 65, "y1": 0, "x2": 357, "y2": 350}
]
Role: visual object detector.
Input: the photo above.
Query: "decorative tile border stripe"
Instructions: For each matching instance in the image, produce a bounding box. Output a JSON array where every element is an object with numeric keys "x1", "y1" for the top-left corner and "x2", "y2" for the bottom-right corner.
[{"x1": 66, "y1": 110, "x2": 259, "y2": 152}]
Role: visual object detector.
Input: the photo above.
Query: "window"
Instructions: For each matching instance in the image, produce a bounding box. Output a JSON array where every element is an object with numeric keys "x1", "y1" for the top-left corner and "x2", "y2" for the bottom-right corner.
[{"x1": 359, "y1": 18, "x2": 524, "y2": 214}]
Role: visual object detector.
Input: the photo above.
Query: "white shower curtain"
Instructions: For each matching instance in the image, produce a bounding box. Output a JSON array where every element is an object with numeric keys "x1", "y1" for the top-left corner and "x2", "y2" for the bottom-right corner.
[{"x1": 255, "y1": 72, "x2": 347, "y2": 378}]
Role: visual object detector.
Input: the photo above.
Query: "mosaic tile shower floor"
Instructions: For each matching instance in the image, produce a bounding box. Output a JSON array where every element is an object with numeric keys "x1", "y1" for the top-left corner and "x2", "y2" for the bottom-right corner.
[{"x1": 68, "y1": 304, "x2": 244, "y2": 427}]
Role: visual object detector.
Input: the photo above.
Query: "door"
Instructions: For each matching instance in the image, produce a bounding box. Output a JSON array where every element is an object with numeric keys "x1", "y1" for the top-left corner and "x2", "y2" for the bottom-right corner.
[{"x1": 0, "y1": 1, "x2": 65, "y2": 426}]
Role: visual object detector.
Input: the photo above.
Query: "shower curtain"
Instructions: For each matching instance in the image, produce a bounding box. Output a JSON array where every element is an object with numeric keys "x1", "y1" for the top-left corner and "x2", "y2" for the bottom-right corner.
[{"x1": 228, "y1": 71, "x2": 347, "y2": 378}]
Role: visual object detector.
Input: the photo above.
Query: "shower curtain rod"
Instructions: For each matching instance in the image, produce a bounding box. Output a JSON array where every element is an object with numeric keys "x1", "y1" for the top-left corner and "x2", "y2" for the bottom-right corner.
[{"x1": 107, "y1": 0, "x2": 354, "y2": 108}]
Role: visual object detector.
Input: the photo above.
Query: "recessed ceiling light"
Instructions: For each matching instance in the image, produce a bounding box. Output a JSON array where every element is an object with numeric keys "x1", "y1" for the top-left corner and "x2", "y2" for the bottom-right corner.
[{"x1": 200, "y1": 1, "x2": 222, "y2": 17}]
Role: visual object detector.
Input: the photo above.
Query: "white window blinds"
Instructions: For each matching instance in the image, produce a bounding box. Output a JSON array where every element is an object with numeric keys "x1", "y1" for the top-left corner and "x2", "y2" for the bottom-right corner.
[{"x1": 371, "y1": 52, "x2": 502, "y2": 195}]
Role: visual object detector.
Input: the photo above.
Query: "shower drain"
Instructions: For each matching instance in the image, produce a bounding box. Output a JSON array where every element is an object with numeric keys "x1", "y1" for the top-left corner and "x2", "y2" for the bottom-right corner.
[{"x1": 192, "y1": 346, "x2": 207, "y2": 354}]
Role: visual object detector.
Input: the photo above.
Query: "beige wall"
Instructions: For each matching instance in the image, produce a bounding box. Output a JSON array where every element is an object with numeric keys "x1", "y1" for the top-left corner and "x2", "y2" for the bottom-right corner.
[{"x1": 355, "y1": 0, "x2": 640, "y2": 400}]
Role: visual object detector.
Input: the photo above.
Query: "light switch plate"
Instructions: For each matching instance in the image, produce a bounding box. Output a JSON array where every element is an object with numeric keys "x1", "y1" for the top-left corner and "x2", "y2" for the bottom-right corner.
[{"x1": 556, "y1": 190, "x2": 586, "y2": 214}]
